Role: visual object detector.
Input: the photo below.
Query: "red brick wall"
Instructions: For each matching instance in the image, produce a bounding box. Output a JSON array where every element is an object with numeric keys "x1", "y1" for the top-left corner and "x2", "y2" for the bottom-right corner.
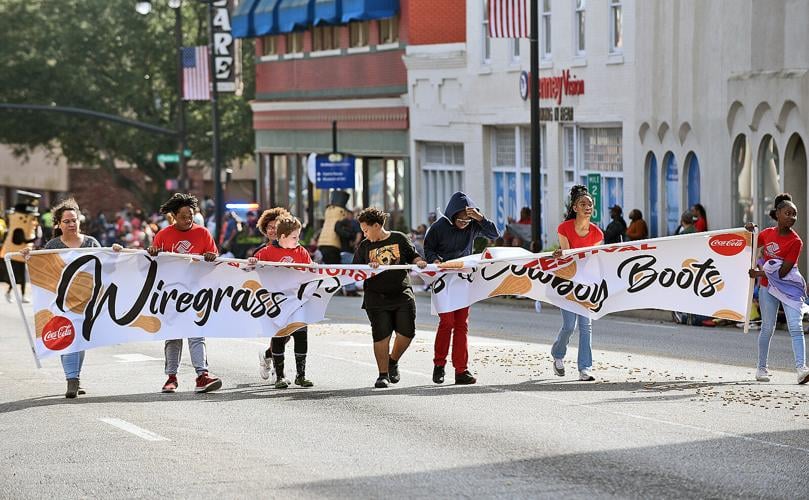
[
  {"x1": 407, "y1": 0, "x2": 466, "y2": 45},
  {"x1": 256, "y1": 49, "x2": 407, "y2": 97}
]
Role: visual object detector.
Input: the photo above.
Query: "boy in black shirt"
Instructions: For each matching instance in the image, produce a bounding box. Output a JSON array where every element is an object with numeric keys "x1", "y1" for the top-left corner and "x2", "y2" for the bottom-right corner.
[{"x1": 353, "y1": 207, "x2": 427, "y2": 388}]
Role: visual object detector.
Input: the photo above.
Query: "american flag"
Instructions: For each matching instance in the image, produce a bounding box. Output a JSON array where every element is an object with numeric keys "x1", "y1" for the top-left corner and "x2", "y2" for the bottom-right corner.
[
  {"x1": 182, "y1": 46, "x2": 211, "y2": 101},
  {"x1": 488, "y1": 0, "x2": 530, "y2": 38}
]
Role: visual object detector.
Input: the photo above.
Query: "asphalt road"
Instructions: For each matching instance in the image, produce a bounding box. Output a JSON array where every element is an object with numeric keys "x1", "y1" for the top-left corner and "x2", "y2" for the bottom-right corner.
[{"x1": 1, "y1": 294, "x2": 807, "y2": 499}]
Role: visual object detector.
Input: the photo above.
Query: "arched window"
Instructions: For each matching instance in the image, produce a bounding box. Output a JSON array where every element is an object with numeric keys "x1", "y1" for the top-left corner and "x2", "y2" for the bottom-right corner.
[
  {"x1": 784, "y1": 134, "x2": 807, "y2": 272},
  {"x1": 757, "y1": 135, "x2": 780, "y2": 226},
  {"x1": 731, "y1": 135, "x2": 752, "y2": 226},
  {"x1": 663, "y1": 152, "x2": 679, "y2": 235},
  {"x1": 645, "y1": 152, "x2": 658, "y2": 237},
  {"x1": 684, "y1": 153, "x2": 700, "y2": 209}
]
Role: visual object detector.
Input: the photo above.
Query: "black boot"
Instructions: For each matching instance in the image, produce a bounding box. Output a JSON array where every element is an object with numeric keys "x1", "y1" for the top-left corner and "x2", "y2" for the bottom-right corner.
[
  {"x1": 272, "y1": 356, "x2": 289, "y2": 389},
  {"x1": 65, "y1": 378, "x2": 79, "y2": 398},
  {"x1": 294, "y1": 355, "x2": 314, "y2": 387},
  {"x1": 432, "y1": 365, "x2": 445, "y2": 384}
]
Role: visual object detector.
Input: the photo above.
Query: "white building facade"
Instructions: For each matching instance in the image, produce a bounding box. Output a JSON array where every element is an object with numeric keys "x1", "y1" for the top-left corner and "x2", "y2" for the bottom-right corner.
[{"x1": 406, "y1": 0, "x2": 809, "y2": 266}]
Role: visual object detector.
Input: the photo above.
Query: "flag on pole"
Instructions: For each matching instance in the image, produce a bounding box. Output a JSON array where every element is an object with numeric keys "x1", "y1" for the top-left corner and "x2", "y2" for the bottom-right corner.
[
  {"x1": 488, "y1": 0, "x2": 530, "y2": 38},
  {"x1": 182, "y1": 46, "x2": 211, "y2": 101}
]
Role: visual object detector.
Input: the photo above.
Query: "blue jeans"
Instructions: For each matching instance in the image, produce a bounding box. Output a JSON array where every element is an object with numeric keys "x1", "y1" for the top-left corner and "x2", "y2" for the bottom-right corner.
[
  {"x1": 164, "y1": 338, "x2": 208, "y2": 376},
  {"x1": 61, "y1": 351, "x2": 85, "y2": 379},
  {"x1": 758, "y1": 286, "x2": 806, "y2": 369},
  {"x1": 340, "y1": 252, "x2": 357, "y2": 292},
  {"x1": 552, "y1": 309, "x2": 593, "y2": 371}
]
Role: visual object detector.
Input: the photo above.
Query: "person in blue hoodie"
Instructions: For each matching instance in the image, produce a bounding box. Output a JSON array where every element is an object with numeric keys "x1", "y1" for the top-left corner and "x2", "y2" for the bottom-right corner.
[{"x1": 424, "y1": 192, "x2": 499, "y2": 384}]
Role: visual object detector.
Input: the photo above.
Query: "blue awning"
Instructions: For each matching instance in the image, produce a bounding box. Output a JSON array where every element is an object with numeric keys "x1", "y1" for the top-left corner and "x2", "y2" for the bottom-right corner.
[
  {"x1": 341, "y1": 0, "x2": 398, "y2": 23},
  {"x1": 232, "y1": 0, "x2": 261, "y2": 38},
  {"x1": 253, "y1": 0, "x2": 282, "y2": 36},
  {"x1": 277, "y1": 0, "x2": 314, "y2": 33},
  {"x1": 313, "y1": 0, "x2": 341, "y2": 25}
]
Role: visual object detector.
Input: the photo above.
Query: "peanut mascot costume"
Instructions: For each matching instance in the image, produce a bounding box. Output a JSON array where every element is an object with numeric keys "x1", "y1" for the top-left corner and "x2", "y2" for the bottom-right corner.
[
  {"x1": 317, "y1": 190, "x2": 350, "y2": 265},
  {"x1": 1, "y1": 190, "x2": 41, "y2": 299}
]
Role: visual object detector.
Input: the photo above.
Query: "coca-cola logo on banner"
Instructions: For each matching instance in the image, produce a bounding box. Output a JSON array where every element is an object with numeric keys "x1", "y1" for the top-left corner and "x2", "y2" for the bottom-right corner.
[
  {"x1": 42, "y1": 316, "x2": 75, "y2": 351},
  {"x1": 708, "y1": 234, "x2": 746, "y2": 257}
]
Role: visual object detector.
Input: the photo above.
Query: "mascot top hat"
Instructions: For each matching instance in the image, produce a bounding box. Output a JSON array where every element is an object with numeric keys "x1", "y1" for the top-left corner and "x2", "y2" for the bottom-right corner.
[{"x1": 1, "y1": 190, "x2": 42, "y2": 265}]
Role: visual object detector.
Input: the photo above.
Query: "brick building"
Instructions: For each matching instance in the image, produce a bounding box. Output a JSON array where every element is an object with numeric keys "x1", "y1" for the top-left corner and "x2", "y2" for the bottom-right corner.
[{"x1": 233, "y1": 0, "x2": 465, "y2": 230}]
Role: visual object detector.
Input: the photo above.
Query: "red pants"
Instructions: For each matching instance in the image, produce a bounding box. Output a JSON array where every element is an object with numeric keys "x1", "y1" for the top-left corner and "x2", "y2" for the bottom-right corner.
[{"x1": 433, "y1": 307, "x2": 470, "y2": 373}]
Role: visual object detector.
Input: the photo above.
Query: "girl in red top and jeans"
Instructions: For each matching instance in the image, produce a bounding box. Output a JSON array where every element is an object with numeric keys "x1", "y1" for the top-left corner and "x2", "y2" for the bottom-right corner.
[
  {"x1": 551, "y1": 185, "x2": 604, "y2": 381},
  {"x1": 747, "y1": 193, "x2": 809, "y2": 384},
  {"x1": 249, "y1": 216, "x2": 314, "y2": 389}
]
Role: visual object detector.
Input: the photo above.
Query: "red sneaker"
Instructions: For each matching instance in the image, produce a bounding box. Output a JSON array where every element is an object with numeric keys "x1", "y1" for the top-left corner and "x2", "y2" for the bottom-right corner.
[
  {"x1": 162, "y1": 375, "x2": 178, "y2": 393},
  {"x1": 195, "y1": 372, "x2": 222, "y2": 393}
]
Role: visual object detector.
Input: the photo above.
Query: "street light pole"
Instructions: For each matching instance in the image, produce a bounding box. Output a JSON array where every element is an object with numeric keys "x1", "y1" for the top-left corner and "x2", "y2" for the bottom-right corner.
[
  {"x1": 529, "y1": 0, "x2": 542, "y2": 250},
  {"x1": 174, "y1": 6, "x2": 188, "y2": 192},
  {"x1": 205, "y1": 0, "x2": 223, "y2": 244}
]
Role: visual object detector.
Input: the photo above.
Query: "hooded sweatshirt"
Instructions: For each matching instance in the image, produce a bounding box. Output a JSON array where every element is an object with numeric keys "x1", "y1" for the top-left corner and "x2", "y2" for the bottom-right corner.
[{"x1": 424, "y1": 192, "x2": 499, "y2": 263}]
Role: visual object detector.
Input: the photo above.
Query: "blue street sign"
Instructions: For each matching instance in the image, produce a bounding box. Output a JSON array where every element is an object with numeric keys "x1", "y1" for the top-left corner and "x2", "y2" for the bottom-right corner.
[{"x1": 315, "y1": 153, "x2": 355, "y2": 189}]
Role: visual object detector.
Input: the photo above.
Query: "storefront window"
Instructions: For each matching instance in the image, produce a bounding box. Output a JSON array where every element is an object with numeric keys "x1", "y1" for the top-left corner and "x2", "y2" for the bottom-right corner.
[
  {"x1": 731, "y1": 135, "x2": 753, "y2": 226},
  {"x1": 422, "y1": 143, "x2": 464, "y2": 222},
  {"x1": 492, "y1": 126, "x2": 546, "y2": 242},
  {"x1": 577, "y1": 127, "x2": 623, "y2": 229}
]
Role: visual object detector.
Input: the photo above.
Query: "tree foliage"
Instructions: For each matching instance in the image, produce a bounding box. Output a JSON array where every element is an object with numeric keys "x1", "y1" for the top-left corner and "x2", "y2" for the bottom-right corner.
[{"x1": 0, "y1": 0, "x2": 255, "y2": 208}]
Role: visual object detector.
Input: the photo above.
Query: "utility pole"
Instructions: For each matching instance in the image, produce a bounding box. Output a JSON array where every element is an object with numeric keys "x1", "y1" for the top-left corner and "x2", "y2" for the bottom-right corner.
[
  {"x1": 174, "y1": 6, "x2": 188, "y2": 192},
  {"x1": 206, "y1": 0, "x2": 224, "y2": 244},
  {"x1": 529, "y1": 0, "x2": 542, "y2": 250}
]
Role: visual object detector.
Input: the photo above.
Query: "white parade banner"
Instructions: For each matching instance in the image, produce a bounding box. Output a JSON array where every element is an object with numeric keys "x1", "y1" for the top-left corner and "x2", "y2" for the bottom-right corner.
[
  {"x1": 22, "y1": 249, "x2": 389, "y2": 361},
  {"x1": 424, "y1": 229, "x2": 754, "y2": 321}
]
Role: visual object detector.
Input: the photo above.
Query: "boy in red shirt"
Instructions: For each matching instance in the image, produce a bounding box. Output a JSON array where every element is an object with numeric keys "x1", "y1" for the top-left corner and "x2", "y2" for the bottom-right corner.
[
  {"x1": 253, "y1": 207, "x2": 290, "y2": 380},
  {"x1": 249, "y1": 216, "x2": 314, "y2": 389},
  {"x1": 147, "y1": 193, "x2": 222, "y2": 394}
]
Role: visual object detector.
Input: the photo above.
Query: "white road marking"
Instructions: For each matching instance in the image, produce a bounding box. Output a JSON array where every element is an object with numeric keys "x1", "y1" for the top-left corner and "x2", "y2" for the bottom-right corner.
[
  {"x1": 99, "y1": 418, "x2": 169, "y2": 441},
  {"x1": 113, "y1": 354, "x2": 162, "y2": 362}
]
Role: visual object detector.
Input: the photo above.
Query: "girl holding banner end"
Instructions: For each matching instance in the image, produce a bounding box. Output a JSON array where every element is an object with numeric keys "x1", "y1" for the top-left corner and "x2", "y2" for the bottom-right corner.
[
  {"x1": 22, "y1": 198, "x2": 123, "y2": 398},
  {"x1": 746, "y1": 193, "x2": 809, "y2": 384},
  {"x1": 551, "y1": 185, "x2": 604, "y2": 382}
]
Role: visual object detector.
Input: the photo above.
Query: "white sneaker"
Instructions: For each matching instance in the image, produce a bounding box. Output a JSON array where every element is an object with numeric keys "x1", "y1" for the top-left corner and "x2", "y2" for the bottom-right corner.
[
  {"x1": 553, "y1": 358, "x2": 565, "y2": 376},
  {"x1": 21, "y1": 297, "x2": 31, "y2": 304},
  {"x1": 755, "y1": 368, "x2": 770, "y2": 382},
  {"x1": 258, "y1": 351, "x2": 272, "y2": 380},
  {"x1": 579, "y1": 369, "x2": 595, "y2": 381},
  {"x1": 798, "y1": 367, "x2": 809, "y2": 385}
]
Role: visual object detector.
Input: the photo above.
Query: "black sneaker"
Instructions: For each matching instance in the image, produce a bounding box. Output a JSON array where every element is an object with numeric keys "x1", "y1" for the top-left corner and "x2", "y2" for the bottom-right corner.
[
  {"x1": 432, "y1": 365, "x2": 445, "y2": 384},
  {"x1": 374, "y1": 376, "x2": 389, "y2": 388},
  {"x1": 455, "y1": 370, "x2": 477, "y2": 385},
  {"x1": 388, "y1": 360, "x2": 400, "y2": 384}
]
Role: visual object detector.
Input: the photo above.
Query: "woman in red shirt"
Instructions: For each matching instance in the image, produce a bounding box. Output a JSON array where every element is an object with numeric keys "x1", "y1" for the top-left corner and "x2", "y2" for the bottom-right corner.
[
  {"x1": 551, "y1": 185, "x2": 604, "y2": 382},
  {"x1": 747, "y1": 193, "x2": 809, "y2": 384},
  {"x1": 249, "y1": 216, "x2": 314, "y2": 389}
]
